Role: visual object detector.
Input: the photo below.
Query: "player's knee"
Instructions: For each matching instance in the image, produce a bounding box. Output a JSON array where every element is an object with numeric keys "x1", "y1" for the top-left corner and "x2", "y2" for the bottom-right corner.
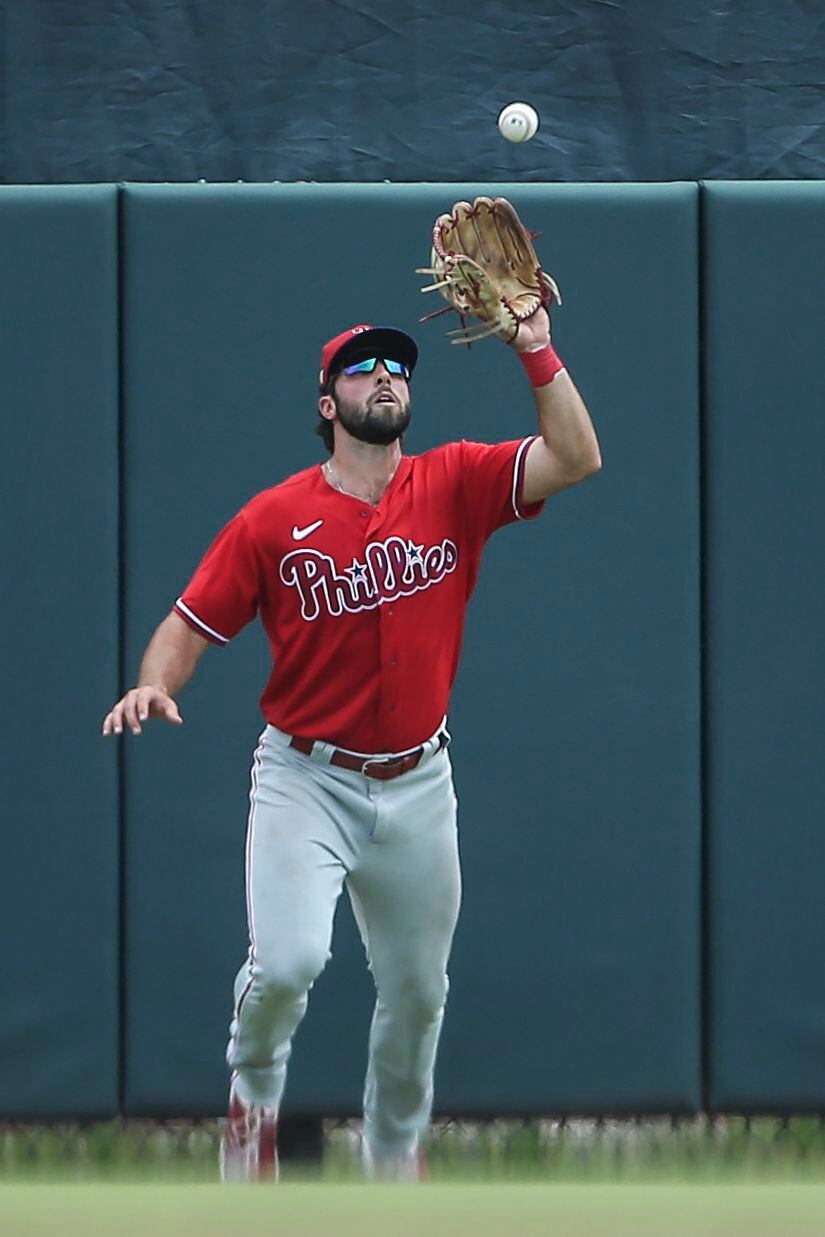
[
  {"x1": 254, "y1": 946, "x2": 329, "y2": 1001},
  {"x1": 392, "y1": 970, "x2": 449, "y2": 1023}
]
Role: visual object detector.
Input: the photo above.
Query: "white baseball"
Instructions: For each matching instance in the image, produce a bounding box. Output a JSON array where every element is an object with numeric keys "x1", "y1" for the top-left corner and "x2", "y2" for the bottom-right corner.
[{"x1": 497, "y1": 102, "x2": 539, "y2": 144}]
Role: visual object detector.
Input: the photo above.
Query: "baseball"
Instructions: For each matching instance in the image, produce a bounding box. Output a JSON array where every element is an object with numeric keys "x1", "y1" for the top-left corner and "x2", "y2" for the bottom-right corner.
[{"x1": 497, "y1": 102, "x2": 539, "y2": 143}]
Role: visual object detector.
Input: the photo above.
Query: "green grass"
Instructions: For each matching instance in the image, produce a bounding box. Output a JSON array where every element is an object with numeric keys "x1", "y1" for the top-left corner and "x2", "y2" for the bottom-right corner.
[
  {"x1": 5, "y1": 1121, "x2": 825, "y2": 1237},
  {"x1": 3, "y1": 1183, "x2": 825, "y2": 1237},
  {"x1": 4, "y1": 1118, "x2": 825, "y2": 1185}
]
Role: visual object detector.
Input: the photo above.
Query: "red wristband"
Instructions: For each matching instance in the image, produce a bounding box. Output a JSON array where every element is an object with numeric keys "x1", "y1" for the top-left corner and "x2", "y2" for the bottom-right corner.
[{"x1": 518, "y1": 343, "x2": 565, "y2": 388}]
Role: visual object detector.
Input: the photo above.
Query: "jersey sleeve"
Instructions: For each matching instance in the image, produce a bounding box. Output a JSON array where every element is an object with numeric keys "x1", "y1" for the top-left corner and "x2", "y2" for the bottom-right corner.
[
  {"x1": 456, "y1": 436, "x2": 546, "y2": 541},
  {"x1": 174, "y1": 512, "x2": 259, "y2": 646}
]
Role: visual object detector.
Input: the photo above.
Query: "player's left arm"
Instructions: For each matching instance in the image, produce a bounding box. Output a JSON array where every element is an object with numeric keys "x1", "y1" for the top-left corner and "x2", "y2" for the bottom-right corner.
[{"x1": 513, "y1": 308, "x2": 602, "y2": 503}]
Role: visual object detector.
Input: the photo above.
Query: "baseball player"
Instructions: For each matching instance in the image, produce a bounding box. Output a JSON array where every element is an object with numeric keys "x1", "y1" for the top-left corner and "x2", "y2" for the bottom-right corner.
[{"x1": 102, "y1": 252, "x2": 600, "y2": 1181}]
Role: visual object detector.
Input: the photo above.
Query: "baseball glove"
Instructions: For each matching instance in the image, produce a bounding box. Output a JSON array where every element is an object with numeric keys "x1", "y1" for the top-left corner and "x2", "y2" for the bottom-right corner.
[{"x1": 416, "y1": 196, "x2": 561, "y2": 345}]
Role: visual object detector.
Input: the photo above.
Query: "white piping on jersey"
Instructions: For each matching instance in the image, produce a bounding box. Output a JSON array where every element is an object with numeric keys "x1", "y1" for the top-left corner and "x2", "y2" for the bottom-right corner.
[
  {"x1": 512, "y1": 435, "x2": 537, "y2": 520},
  {"x1": 175, "y1": 597, "x2": 229, "y2": 644}
]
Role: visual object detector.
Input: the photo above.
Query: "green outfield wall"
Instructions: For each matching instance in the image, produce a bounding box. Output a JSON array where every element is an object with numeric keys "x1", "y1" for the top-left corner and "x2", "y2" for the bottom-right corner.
[
  {"x1": 0, "y1": 182, "x2": 821, "y2": 1119},
  {"x1": 702, "y1": 183, "x2": 825, "y2": 1112},
  {"x1": 0, "y1": 187, "x2": 120, "y2": 1117}
]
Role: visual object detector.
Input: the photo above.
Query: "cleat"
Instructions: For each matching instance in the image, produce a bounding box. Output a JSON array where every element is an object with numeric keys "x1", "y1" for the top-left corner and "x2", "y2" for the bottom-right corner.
[{"x1": 219, "y1": 1076, "x2": 279, "y2": 1183}]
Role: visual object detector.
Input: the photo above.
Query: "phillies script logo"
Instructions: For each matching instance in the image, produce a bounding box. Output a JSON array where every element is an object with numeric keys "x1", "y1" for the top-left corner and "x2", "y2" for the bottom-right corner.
[{"x1": 279, "y1": 535, "x2": 459, "y2": 621}]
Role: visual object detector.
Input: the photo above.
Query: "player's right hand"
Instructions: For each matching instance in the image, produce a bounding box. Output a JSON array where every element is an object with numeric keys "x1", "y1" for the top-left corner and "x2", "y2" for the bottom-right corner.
[{"x1": 102, "y1": 686, "x2": 183, "y2": 736}]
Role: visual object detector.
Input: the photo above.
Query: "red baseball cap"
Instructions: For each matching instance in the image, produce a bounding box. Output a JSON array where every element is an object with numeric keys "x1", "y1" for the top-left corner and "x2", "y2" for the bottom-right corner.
[{"x1": 319, "y1": 324, "x2": 418, "y2": 387}]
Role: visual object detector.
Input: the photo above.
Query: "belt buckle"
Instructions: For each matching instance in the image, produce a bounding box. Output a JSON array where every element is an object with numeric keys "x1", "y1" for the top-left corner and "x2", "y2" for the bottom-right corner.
[
  {"x1": 360, "y1": 747, "x2": 423, "y2": 779},
  {"x1": 361, "y1": 754, "x2": 402, "y2": 779},
  {"x1": 361, "y1": 756, "x2": 393, "y2": 777}
]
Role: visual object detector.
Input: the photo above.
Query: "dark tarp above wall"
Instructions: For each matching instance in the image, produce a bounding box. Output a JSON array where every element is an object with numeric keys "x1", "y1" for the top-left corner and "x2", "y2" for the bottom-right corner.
[{"x1": 2, "y1": 0, "x2": 824, "y2": 185}]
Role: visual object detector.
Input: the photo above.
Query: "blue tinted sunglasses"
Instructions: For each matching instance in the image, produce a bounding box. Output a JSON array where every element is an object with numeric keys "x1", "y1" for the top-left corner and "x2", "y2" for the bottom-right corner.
[{"x1": 341, "y1": 356, "x2": 410, "y2": 379}]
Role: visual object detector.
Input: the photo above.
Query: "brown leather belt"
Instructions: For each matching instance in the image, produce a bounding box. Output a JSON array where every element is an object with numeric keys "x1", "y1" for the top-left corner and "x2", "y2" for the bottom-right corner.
[{"x1": 289, "y1": 733, "x2": 446, "y2": 781}]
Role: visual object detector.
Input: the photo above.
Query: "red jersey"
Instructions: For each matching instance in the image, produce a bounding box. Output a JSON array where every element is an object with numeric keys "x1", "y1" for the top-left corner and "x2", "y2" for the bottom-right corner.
[{"x1": 175, "y1": 437, "x2": 545, "y2": 753}]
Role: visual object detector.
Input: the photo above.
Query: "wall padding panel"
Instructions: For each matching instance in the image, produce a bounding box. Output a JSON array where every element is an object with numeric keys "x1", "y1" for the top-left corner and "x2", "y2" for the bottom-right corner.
[
  {"x1": 121, "y1": 183, "x2": 700, "y2": 1116},
  {"x1": 0, "y1": 187, "x2": 119, "y2": 1118},
  {"x1": 704, "y1": 182, "x2": 825, "y2": 1112}
]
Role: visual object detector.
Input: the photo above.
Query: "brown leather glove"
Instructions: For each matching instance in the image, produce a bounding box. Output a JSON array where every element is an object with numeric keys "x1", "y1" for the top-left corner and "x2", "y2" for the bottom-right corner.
[{"x1": 417, "y1": 196, "x2": 561, "y2": 345}]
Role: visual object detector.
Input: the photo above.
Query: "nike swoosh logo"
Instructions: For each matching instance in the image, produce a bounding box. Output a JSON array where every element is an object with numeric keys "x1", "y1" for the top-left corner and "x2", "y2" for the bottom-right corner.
[{"x1": 292, "y1": 519, "x2": 324, "y2": 541}]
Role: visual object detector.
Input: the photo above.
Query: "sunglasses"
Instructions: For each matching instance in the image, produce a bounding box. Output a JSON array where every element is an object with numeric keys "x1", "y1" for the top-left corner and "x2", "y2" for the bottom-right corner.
[{"x1": 340, "y1": 356, "x2": 410, "y2": 379}]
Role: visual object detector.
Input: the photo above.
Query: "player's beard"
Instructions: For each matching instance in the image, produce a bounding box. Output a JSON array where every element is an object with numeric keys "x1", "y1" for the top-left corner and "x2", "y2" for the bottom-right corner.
[{"x1": 332, "y1": 389, "x2": 412, "y2": 446}]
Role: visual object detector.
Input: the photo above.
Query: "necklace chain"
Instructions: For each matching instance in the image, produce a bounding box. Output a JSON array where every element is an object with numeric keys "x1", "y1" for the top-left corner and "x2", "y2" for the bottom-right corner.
[{"x1": 324, "y1": 457, "x2": 399, "y2": 506}]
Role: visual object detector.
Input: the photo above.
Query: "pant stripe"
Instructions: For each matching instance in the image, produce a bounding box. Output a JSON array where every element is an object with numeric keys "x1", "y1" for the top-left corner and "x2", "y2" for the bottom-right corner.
[{"x1": 235, "y1": 735, "x2": 265, "y2": 1022}]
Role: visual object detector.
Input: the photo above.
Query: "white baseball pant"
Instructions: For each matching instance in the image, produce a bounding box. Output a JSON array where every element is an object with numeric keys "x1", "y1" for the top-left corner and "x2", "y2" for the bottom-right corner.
[{"x1": 226, "y1": 721, "x2": 461, "y2": 1164}]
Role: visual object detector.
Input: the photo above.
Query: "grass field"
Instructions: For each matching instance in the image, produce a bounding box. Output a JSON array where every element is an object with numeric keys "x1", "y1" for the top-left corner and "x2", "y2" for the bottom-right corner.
[
  {"x1": 6, "y1": 1116, "x2": 825, "y2": 1184},
  {"x1": 4, "y1": 1119, "x2": 825, "y2": 1236},
  {"x1": 4, "y1": 1182, "x2": 825, "y2": 1237}
]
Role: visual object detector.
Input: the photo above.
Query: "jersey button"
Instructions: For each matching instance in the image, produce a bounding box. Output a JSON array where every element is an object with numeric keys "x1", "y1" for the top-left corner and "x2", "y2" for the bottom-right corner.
[
  {"x1": 360, "y1": 510, "x2": 369, "y2": 518},
  {"x1": 390, "y1": 657, "x2": 398, "y2": 668}
]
